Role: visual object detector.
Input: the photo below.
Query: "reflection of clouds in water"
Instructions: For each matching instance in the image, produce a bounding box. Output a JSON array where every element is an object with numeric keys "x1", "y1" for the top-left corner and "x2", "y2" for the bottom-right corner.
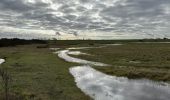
[
  {"x1": 70, "y1": 66, "x2": 170, "y2": 100},
  {"x1": 58, "y1": 50, "x2": 108, "y2": 66},
  {"x1": 68, "y1": 51, "x2": 88, "y2": 55},
  {"x1": 57, "y1": 48, "x2": 170, "y2": 100},
  {"x1": 0, "y1": 58, "x2": 5, "y2": 64}
]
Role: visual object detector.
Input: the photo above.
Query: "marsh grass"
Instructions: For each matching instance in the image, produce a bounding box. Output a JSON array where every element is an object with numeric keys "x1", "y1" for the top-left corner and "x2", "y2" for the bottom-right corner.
[
  {"x1": 0, "y1": 42, "x2": 170, "y2": 100},
  {"x1": 0, "y1": 44, "x2": 90, "y2": 100},
  {"x1": 72, "y1": 43, "x2": 170, "y2": 82}
]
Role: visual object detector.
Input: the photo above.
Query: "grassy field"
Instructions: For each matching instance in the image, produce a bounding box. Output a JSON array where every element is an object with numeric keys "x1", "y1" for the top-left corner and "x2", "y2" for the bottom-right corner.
[
  {"x1": 0, "y1": 44, "x2": 91, "y2": 100},
  {"x1": 0, "y1": 41, "x2": 170, "y2": 99},
  {"x1": 71, "y1": 43, "x2": 170, "y2": 83}
]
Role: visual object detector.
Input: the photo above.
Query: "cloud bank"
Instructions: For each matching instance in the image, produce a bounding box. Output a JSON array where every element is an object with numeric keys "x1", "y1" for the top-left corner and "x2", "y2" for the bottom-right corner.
[{"x1": 0, "y1": 0, "x2": 170, "y2": 39}]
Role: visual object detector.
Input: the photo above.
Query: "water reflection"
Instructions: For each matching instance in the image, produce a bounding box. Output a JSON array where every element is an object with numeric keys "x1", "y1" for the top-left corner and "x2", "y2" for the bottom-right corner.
[
  {"x1": 57, "y1": 48, "x2": 170, "y2": 100},
  {"x1": 58, "y1": 50, "x2": 108, "y2": 66},
  {"x1": 70, "y1": 66, "x2": 170, "y2": 100},
  {"x1": 0, "y1": 58, "x2": 5, "y2": 64}
]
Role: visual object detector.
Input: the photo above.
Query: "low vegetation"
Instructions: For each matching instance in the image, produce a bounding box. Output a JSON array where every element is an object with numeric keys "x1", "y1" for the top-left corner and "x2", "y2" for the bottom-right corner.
[
  {"x1": 0, "y1": 39, "x2": 170, "y2": 99},
  {"x1": 0, "y1": 68, "x2": 11, "y2": 100},
  {"x1": 0, "y1": 44, "x2": 90, "y2": 100},
  {"x1": 72, "y1": 43, "x2": 170, "y2": 83}
]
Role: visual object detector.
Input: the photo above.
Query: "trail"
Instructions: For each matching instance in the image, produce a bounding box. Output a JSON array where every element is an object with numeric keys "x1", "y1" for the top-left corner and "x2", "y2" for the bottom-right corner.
[{"x1": 54, "y1": 47, "x2": 170, "y2": 100}]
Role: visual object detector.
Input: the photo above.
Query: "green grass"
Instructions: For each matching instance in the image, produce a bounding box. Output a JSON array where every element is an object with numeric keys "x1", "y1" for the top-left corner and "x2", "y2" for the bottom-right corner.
[
  {"x1": 0, "y1": 44, "x2": 91, "y2": 100},
  {"x1": 1, "y1": 42, "x2": 170, "y2": 99},
  {"x1": 71, "y1": 43, "x2": 170, "y2": 83}
]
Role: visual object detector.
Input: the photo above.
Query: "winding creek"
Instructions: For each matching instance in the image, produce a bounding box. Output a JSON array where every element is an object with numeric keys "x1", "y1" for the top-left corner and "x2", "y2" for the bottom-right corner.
[
  {"x1": 55, "y1": 47, "x2": 170, "y2": 100},
  {"x1": 1, "y1": 45, "x2": 170, "y2": 100}
]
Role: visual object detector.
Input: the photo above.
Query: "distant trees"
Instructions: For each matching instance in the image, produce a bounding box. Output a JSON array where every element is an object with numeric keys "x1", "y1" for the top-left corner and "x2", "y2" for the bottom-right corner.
[
  {"x1": 0, "y1": 38, "x2": 47, "y2": 47},
  {"x1": 163, "y1": 37, "x2": 168, "y2": 40}
]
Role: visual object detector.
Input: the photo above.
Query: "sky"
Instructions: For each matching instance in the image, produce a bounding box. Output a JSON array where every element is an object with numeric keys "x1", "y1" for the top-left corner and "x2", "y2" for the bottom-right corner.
[{"x1": 0, "y1": 0, "x2": 170, "y2": 40}]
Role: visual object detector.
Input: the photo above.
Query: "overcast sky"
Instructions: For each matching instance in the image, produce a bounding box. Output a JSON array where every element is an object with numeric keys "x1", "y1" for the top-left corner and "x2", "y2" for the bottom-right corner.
[{"x1": 0, "y1": 0, "x2": 170, "y2": 39}]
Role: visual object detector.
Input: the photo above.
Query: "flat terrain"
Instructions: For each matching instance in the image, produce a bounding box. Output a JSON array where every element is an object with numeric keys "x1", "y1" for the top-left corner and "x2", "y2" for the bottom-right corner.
[
  {"x1": 0, "y1": 41, "x2": 170, "y2": 99},
  {"x1": 72, "y1": 43, "x2": 170, "y2": 83},
  {"x1": 0, "y1": 44, "x2": 90, "y2": 100}
]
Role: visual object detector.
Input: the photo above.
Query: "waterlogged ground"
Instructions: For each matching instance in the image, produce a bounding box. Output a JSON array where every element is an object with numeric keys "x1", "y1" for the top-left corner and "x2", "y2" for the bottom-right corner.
[
  {"x1": 55, "y1": 46, "x2": 170, "y2": 100},
  {"x1": 1, "y1": 43, "x2": 170, "y2": 100},
  {"x1": 70, "y1": 66, "x2": 170, "y2": 100},
  {"x1": 72, "y1": 43, "x2": 170, "y2": 82}
]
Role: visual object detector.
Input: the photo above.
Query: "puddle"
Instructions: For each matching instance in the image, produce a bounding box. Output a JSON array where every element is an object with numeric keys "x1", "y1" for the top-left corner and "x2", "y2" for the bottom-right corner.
[
  {"x1": 56, "y1": 47, "x2": 170, "y2": 100},
  {"x1": 0, "y1": 59, "x2": 5, "y2": 64},
  {"x1": 106, "y1": 44, "x2": 123, "y2": 46},
  {"x1": 68, "y1": 44, "x2": 123, "y2": 50},
  {"x1": 68, "y1": 47, "x2": 95, "y2": 50},
  {"x1": 50, "y1": 48, "x2": 60, "y2": 51}
]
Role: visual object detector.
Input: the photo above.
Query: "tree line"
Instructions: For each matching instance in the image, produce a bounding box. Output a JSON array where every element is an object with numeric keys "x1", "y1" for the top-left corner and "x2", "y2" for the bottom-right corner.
[{"x1": 0, "y1": 38, "x2": 47, "y2": 47}]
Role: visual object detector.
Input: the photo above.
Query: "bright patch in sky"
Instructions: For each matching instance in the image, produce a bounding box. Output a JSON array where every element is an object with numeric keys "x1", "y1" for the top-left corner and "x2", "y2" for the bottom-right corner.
[{"x1": 0, "y1": 0, "x2": 170, "y2": 39}]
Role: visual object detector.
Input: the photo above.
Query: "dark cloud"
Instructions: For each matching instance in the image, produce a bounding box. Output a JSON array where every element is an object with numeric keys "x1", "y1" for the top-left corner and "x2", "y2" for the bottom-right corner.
[{"x1": 0, "y1": 0, "x2": 170, "y2": 39}]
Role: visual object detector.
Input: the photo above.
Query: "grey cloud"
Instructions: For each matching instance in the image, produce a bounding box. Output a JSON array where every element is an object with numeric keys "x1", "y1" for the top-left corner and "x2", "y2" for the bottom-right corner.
[
  {"x1": 0, "y1": 0, "x2": 170, "y2": 39},
  {"x1": 0, "y1": 0, "x2": 31, "y2": 12},
  {"x1": 79, "y1": 0, "x2": 90, "y2": 3},
  {"x1": 63, "y1": 14, "x2": 77, "y2": 21},
  {"x1": 0, "y1": 0, "x2": 50, "y2": 12}
]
